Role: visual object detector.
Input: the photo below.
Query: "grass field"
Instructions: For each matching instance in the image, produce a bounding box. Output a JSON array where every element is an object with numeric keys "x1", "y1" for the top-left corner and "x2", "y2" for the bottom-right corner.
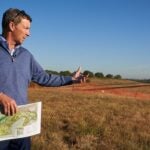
[{"x1": 29, "y1": 79, "x2": 150, "y2": 150}]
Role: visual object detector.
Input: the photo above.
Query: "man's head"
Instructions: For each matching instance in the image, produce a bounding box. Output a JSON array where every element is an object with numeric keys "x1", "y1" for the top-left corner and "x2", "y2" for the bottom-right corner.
[
  {"x1": 2, "y1": 8, "x2": 32, "y2": 33},
  {"x1": 2, "y1": 8, "x2": 32, "y2": 46}
]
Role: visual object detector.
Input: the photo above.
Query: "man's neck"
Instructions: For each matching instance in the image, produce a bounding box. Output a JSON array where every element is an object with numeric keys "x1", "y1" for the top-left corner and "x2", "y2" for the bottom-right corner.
[{"x1": 2, "y1": 33, "x2": 16, "y2": 50}]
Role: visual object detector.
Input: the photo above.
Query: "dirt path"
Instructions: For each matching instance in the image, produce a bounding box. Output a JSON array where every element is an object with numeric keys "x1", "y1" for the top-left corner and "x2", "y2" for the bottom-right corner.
[{"x1": 72, "y1": 83, "x2": 150, "y2": 100}]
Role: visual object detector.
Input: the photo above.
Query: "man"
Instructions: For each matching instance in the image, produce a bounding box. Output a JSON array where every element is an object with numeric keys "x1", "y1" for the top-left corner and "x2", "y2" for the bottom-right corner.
[{"x1": 0, "y1": 8, "x2": 86, "y2": 150}]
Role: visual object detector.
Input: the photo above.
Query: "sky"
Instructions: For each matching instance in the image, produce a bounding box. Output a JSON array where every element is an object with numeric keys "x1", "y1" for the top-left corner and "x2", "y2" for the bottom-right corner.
[{"x1": 0, "y1": 0, "x2": 150, "y2": 79}]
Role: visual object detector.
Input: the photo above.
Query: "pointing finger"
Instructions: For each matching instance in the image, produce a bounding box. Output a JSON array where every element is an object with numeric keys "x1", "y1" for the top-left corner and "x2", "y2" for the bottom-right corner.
[{"x1": 76, "y1": 66, "x2": 81, "y2": 73}]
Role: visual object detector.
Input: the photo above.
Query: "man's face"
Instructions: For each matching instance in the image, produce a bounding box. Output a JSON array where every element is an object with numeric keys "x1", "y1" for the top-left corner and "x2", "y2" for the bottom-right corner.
[{"x1": 12, "y1": 18, "x2": 31, "y2": 45}]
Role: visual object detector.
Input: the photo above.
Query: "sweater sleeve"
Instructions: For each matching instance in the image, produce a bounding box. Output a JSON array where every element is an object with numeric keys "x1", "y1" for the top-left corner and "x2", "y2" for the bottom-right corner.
[{"x1": 30, "y1": 56, "x2": 73, "y2": 86}]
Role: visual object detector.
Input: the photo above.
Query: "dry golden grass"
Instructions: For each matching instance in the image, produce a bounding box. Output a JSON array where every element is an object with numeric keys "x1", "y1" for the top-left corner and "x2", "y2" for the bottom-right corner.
[{"x1": 29, "y1": 79, "x2": 150, "y2": 150}]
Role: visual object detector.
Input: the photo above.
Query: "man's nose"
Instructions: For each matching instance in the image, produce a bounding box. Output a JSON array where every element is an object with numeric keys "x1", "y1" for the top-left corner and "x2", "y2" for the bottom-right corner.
[{"x1": 26, "y1": 30, "x2": 30, "y2": 36}]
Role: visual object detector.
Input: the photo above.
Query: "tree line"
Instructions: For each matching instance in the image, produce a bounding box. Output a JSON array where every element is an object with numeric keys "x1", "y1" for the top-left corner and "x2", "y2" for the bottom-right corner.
[{"x1": 45, "y1": 70, "x2": 122, "y2": 79}]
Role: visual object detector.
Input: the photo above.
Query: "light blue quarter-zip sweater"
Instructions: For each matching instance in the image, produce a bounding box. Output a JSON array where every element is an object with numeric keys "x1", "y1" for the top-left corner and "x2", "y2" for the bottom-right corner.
[{"x1": 0, "y1": 36, "x2": 73, "y2": 105}]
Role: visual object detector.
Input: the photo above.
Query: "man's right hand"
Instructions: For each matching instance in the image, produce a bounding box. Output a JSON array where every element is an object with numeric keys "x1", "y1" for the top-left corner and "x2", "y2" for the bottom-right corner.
[{"x1": 0, "y1": 93, "x2": 18, "y2": 116}]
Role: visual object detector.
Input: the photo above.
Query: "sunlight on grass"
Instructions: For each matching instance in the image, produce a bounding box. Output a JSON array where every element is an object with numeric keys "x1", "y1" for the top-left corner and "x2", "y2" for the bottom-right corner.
[{"x1": 29, "y1": 79, "x2": 150, "y2": 150}]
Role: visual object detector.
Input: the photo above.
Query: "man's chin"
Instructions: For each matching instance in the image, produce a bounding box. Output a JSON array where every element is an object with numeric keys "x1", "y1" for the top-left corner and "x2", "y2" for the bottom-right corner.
[
  {"x1": 17, "y1": 40, "x2": 23, "y2": 45},
  {"x1": 15, "y1": 42, "x2": 22, "y2": 46}
]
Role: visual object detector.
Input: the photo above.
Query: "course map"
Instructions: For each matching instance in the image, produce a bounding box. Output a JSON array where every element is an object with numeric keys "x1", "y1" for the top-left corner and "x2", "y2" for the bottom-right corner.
[{"x1": 0, "y1": 102, "x2": 41, "y2": 141}]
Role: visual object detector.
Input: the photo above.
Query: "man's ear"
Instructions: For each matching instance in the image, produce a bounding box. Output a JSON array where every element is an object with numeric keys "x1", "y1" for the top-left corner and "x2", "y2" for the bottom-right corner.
[{"x1": 9, "y1": 22, "x2": 15, "y2": 31}]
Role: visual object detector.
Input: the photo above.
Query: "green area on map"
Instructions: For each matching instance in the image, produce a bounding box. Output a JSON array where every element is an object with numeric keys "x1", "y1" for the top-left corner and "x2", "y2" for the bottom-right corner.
[{"x1": 0, "y1": 109, "x2": 37, "y2": 136}]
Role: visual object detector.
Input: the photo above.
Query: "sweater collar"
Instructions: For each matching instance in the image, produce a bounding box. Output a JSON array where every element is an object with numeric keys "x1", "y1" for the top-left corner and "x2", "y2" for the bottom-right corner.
[{"x1": 0, "y1": 35, "x2": 21, "y2": 49}]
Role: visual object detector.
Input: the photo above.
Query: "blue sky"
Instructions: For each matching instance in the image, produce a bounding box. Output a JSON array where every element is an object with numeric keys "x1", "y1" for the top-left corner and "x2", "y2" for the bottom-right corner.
[{"x1": 0, "y1": 0, "x2": 150, "y2": 79}]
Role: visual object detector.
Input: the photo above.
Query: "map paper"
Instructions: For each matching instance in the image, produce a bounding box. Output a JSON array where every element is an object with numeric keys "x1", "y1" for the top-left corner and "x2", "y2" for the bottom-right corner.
[{"x1": 0, "y1": 102, "x2": 41, "y2": 141}]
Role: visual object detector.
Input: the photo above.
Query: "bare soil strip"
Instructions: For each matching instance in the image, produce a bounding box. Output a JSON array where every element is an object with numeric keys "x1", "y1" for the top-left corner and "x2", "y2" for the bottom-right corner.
[{"x1": 72, "y1": 83, "x2": 150, "y2": 100}]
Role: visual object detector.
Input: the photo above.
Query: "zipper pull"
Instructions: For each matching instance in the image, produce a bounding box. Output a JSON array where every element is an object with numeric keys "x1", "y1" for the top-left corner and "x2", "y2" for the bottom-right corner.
[
  {"x1": 12, "y1": 56, "x2": 15, "y2": 62},
  {"x1": 11, "y1": 54, "x2": 16, "y2": 62}
]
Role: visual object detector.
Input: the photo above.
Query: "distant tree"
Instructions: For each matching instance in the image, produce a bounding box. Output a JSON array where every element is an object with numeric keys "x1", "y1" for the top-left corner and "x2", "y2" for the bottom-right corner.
[
  {"x1": 59, "y1": 70, "x2": 72, "y2": 76},
  {"x1": 95, "y1": 72, "x2": 104, "y2": 78},
  {"x1": 114, "y1": 75, "x2": 122, "y2": 79},
  {"x1": 105, "y1": 74, "x2": 113, "y2": 78},
  {"x1": 45, "y1": 70, "x2": 59, "y2": 75},
  {"x1": 83, "y1": 70, "x2": 94, "y2": 78}
]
